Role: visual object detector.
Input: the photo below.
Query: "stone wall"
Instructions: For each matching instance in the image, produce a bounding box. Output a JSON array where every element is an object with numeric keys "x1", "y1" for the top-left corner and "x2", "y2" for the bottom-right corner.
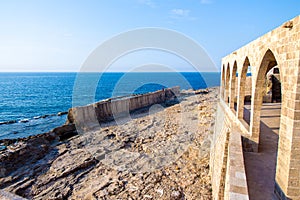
[
  {"x1": 224, "y1": 129, "x2": 249, "y2": 200},
  {"x1": 210, "y1": 103, "x2": 230, "y2": 199},
  {"x1": 210, "y1": 102, "x2": 249, "y2": 200},
  {"x1": 67, "y1": 87, "x2": 180, "y2": 131},
  {"x1": 212, "y1": 15, "x2": 300, "y2": 199}
]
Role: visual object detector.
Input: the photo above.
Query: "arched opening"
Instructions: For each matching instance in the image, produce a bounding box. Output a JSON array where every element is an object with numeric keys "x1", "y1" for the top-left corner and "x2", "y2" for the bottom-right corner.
[
  {"x1": 243, "y1": 49, "x2": 282, "y2": 199},
  {"x1": 237, "y1": 57, "x2": 252, "y2": 128},
  {"x1": 230, "y1": 61, "x2": 237, "y2": 111},
  {"x1": 225, "y1": 63, "x2": 230, "y2": 103},
  {"x1": 266, "y1": 66, "x2": 281, "y2": 103},
  {"x1": 221, "y1": 65, "x2": 225, "y2": 99},
  {"x1": 250, "y1": 49, "x2": 280, "y2": 143}
]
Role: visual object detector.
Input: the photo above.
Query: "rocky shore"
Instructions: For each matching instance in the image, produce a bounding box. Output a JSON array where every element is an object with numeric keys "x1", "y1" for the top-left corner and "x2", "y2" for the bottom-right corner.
[{"x1": 0, "y1": 87, "x2": 219, "y2": 200}]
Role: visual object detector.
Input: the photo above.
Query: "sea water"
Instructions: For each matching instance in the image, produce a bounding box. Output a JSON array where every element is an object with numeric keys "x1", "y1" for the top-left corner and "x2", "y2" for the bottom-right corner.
[{"x1": 0, "y1": 72, "x2": 220, "y2": 139}]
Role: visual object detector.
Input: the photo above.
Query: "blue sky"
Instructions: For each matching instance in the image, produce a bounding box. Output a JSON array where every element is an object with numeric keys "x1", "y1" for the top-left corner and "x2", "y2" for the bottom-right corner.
[{"x1": 0, "y1": 0, "x2": 299, "y2": 72}]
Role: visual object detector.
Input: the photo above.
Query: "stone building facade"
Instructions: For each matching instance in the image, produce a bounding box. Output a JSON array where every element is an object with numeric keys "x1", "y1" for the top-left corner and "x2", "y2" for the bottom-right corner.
[{"x1": 210, "y1": 15, "x2": 300, "y2": 199}]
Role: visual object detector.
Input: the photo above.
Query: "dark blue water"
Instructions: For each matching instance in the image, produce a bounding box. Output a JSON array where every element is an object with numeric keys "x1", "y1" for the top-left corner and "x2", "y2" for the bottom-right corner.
[{"x1": 0, "y1": 72, "x2": 220, "y2": 139}]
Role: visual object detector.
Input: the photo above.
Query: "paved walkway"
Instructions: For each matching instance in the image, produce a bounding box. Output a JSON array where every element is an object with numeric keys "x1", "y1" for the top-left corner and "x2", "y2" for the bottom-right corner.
[{"x1": 243, "y1": 103, "x2": 281, "y2": 200}]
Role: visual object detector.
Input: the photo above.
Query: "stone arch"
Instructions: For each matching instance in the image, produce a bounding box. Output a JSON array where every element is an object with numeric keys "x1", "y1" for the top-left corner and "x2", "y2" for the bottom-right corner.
[
  {"x1": 230, "y1": 61, "x2": 238, "y2": 110},
  {"x1": 250, "y1": 49, "x2": 279, "y2": 145},
  {"x1": 237, "y1": 57, "x2": 252, "y2": 122},
  {"x1": 225, "y1": 63, "x2": 230, "y2": 103}
]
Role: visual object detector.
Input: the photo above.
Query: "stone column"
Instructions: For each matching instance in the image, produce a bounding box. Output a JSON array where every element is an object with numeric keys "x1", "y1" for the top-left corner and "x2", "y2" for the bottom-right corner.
[
  {"x1": 249, "y1": 79, "x2": 265, "y2": 152},
  {"x1": 237, "y1": 72, "x2": 246, "y2": 120},
  {"x1": 229, "y1": 71, "x2": 237, "y2": 110},
  {"x1": 224, "y1": 82, "x2": 228, "y2": 103},
  {"x1": 224, "y1": 66, "x2": 231, "y2": 104},
  {"x1": 221, "y1": 67, "x2": 225, "y2": 100},
  {"x1": 225, "y1": 82, "x2": 230, "y2": 104},
  {"x1": 275, "y1": 58, "x2": 300, "y2": 199}
]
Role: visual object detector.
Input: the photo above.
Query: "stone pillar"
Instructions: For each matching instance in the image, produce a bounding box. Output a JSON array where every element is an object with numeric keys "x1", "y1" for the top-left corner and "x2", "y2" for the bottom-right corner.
[
  {"x1": 221, "y1": 67, "x2": 225, "y2": 100},
  {"x1": 237, "y1": 74, "x2": 246, "y2": 120},
  {"x1": 249, "y1": 79, "x2": 265, "y2": 152},
  {"x1": 224, "y1": 66, "x2": 231, "y2": 104},
  {"x1": 224, "y1": 83, "x2": 229, "y2": 104},
  {"x1": 275, "y1": 59, "x2": 300, "y2": 199},
  {"x1": 229, "y1": 72, "x2": 236, "y2": 110}
]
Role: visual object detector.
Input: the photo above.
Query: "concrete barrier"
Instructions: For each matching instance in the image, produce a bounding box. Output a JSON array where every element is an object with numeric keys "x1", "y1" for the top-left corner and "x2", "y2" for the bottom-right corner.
[{"x1": 67, "y1": 87, "x2": 180, "y2": 130}]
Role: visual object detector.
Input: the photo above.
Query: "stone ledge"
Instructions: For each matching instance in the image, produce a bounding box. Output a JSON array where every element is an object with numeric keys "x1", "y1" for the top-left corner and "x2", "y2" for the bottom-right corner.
[
  {"x1": 220, "y1": 99, "x2": 251, "y2": 140},
  {"x1": 224, "y1": 129, "x2": 249, "y2": 200}
]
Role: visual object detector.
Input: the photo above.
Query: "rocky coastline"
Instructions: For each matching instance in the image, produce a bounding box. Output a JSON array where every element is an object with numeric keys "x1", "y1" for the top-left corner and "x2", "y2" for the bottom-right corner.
[{"x1": 0, "y1": 87, "x2": 219, "y2": 200}]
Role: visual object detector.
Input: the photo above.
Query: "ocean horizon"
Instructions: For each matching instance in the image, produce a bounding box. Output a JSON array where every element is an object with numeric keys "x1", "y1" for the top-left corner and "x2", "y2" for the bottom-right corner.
[{"x1": 0, "y1": 72, "x2": 220, "y2": 140}]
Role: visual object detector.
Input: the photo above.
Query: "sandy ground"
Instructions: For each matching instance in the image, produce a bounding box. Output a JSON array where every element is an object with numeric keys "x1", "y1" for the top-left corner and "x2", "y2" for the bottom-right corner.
[{"x1": 0, "y1": 87, "x2": 219, "y2": 200}]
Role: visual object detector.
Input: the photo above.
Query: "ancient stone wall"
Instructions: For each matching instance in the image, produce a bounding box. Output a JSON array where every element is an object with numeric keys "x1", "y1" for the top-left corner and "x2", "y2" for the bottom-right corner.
[
  {"x1": 210, "y1": 102, "x2": 249, "y2": 200},
  {"x1": 67, "y1": 87, "x2": 180, "y2": 131},
  {"x1": 211, "y1": 15, "x2": 300, "y2": 199},
  {"x1": 210, "y1": 103, "x2": 230, "y2": 199}
]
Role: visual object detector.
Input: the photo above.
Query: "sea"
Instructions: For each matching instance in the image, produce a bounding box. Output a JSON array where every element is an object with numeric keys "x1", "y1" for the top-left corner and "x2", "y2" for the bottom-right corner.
[{"x1": 0, "y1": 72, "x2": 220, "y2": 140}]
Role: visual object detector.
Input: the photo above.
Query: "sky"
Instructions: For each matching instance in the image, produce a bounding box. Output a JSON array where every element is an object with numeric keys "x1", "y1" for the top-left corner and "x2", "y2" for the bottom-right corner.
[{"x1": 0, "y1": 0, "x2": 299, "y2": 72}]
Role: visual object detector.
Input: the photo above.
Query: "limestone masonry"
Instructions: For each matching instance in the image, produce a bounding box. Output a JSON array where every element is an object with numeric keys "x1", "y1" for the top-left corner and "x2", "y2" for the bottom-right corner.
[{"x1": 210, "y1": 15, "x2": 300, "y2": 199}]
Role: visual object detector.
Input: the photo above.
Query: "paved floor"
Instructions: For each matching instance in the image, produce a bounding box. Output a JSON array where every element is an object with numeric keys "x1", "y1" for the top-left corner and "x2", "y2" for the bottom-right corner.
[{"x1": 242, "y1": 103, "x2": 281, "y2": 200}]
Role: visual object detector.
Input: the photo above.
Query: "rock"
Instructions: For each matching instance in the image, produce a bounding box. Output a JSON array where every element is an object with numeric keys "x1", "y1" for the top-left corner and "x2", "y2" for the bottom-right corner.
[
  {"x1": 195, "y1": 88, "x2": 209, "y2": 94},
  {"x1": 0, "y1": 190, "x2": 27, "y2": 200},
  {"x1": 57, "y1": 111, "x2": 68, "y2": 116},
  {"x1": 171, "y1": 190, "x2": 182, "y2": 199},
  {"x1": 0, "y1": 87, "x2": 219, "y2": 199},
  {"x1": 53, "y1": 124, "x2": 77, "y2": 140},
  {"x1": 0, "y1": 120, "x2": 17, "y2": 125},
  {"x1": 199, "y1": 138, "x2": 211, "y2": 158},
  {"x1": 19, "y1": 119, "x2": 30, "y2": 123},
  {"x1": 66, "y1": 108, "x2": 75, "y2": 124}
]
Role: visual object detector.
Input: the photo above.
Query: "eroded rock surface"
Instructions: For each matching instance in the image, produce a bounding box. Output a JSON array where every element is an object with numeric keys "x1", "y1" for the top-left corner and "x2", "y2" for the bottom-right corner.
[{"x1": 0, "y1": 88, "x2": 219, "y2": 200}]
